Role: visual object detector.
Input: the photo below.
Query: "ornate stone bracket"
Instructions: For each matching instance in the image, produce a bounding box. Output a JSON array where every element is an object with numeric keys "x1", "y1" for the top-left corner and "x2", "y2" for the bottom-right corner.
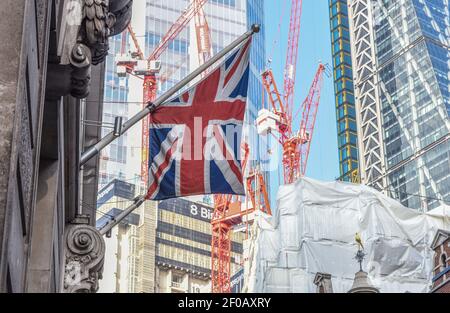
[
  {"x1": 80, "y1": 0, "x2": 133, "y2": 66},
  {"x1": 47, "y1": 43, "x2": 92, "y2": 100},
  {"x1": 50, "y1": 0, "x2": 133, "y2": 99},
  {"x1": 62, "y1": 215, "x2": 105, "y2": 293},
  {"x1": 59, "y1": 0, "x2": 134, "y2": 292}
]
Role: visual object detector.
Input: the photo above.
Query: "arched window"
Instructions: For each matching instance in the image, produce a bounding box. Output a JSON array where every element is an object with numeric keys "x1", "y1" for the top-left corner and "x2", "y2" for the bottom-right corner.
[{"x1": 441, "y1": 253, "x2": 447, "y2": 271}]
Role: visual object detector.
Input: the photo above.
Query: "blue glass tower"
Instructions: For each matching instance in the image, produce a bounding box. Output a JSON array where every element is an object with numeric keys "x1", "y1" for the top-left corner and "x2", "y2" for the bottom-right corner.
[
  {"x1": 246, "y1": 0, "x2": 267, "y2": 165},
  {"x1": 348, "y1": 0, "x2": 450, "y2": 211},
  {"x1": 99, "y1": 32, "x2": 130, "y2": 187},
  {"x1": 328, "y1": 0, "x2": 360, "y2": 182}
]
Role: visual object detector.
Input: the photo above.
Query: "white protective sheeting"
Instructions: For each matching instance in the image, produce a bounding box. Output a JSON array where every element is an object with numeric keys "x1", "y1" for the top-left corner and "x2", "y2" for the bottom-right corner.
[{"x1": 243, "y1": 177, "x2": 450, "y2": 293}]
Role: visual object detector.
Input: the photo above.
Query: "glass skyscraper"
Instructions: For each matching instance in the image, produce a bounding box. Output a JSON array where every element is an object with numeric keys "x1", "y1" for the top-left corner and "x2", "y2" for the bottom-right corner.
[
  {"x1": 246, "y1": 0, "x2": 266, "y2": 165},
  {"x1": 328, "y1": 0, "x2": 360, "y2": 182},
  {"x1": 99, "y1": 32, "x2": 131, "y2": 188},
  {"x1": 347, "y1": 0, "x2": 449, "y2": 211}
]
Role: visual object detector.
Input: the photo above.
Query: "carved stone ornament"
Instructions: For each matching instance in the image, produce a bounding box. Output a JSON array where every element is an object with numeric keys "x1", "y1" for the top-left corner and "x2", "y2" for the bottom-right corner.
[
  {"x1": 69, "y1": 43, "x2": 92, "y2": 98},
  {"x1": 46, "y1": 43, "x2": 92, "y2": 100},
  {"x1": 62, "y1": 217, "x2": 105, "y2": 293},
  {"x1": 50, "y1": 0, "x2": 133, "y2": 99},
  {"x1": 80, "y1": 0, "x2": 133, "y2": 65}
]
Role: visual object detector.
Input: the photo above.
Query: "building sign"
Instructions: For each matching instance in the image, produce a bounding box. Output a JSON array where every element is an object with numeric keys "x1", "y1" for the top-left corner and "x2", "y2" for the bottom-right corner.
[
  {"x1": 158, "y1": 198, "x2": 214, "y2": 223},
  {"x1": 114, "y1": 180, "x2": 135, "y2": 199},
  {"x1": 97, "y1": 179, "x2": 136, "y2": 208}
]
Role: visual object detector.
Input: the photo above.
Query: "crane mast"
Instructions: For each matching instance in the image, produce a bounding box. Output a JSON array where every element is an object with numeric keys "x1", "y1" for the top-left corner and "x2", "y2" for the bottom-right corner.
[
  {"x1": 194, "y1": 0, "x2": 214, "y2": 71},
  {"x1": 191, "y1": 1, "x2": 263, "y2": 294},
  {"x1": 210, "y1": 146, "x2": 272, "y2": 293},
  {"x1": 211, "y1": 145, "x2": 249, "y2": 293},
  {"x1": 283, "y1": 0, "x2": 303, "y2": 122},
  {"x1": 258, "y1": 0, "x2": 326, "y2": 185},
  {"x1": 298, "y1": 64, "x2": 326, "y2": 176}
]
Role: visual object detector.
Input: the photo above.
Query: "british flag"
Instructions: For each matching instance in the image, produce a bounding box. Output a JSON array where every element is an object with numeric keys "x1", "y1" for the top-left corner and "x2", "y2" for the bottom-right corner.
[{"x1": 146, "y1": 38, "x2": 252, "y2": 200}]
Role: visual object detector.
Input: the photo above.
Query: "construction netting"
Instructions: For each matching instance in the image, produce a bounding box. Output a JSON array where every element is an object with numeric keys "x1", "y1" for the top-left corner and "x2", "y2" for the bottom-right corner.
[{"x1": 243, "y1": 177, "x2": 450, "y2": 293}]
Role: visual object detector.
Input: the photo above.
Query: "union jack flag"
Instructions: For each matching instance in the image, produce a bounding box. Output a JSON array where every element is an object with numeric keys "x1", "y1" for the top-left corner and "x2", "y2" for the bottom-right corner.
[{"x1": 146, "y1": 38, "x2": 252, "y2": 200}]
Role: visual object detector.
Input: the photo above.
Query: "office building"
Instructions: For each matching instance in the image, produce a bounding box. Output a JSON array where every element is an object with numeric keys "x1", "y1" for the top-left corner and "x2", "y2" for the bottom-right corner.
[
  {"x1": 97, "y1": 181, "x2": 244, "y2": 293},
  {"x1": 328, "y1": 0, "x2": 360, "y2": 182},
  {"x1": 155, "y1": 197, "x2": 244, "y2": 293},
  {"x1": 347, "y1": 0, "x2": 450, "y2": 211},
  {"x1": 97, "y1": 179, "x2": 157, "y2": 293}
]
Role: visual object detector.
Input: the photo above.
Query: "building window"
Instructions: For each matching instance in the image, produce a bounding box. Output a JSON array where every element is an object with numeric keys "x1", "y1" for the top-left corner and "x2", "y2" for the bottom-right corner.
[
  {"x1": 172, "y1": 273, "x2": 182, "y2": 288},
  {"x1": 210, "y1": 0, "x2": 236, "y2": 8},
  {"x1": 441, "y1": 253, "x2": 447, "y2": 271}
]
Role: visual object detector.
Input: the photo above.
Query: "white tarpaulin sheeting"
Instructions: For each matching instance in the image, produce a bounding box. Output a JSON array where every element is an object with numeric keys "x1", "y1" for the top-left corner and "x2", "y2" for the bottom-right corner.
[{"x1": 243, "y1": 177, "x2": 450, "y2": 293}]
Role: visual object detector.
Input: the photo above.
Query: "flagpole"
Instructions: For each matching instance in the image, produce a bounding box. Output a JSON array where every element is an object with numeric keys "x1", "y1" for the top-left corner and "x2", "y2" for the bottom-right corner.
[
  {"x1": 99, "y1": 195, "x2": 146, "y2": 235},
  {"x1": 94, "y1": 25, "x2": 260, "y2": 236},
  {"x1": 81, "y1": 24, "x2": 260, "y2": 167}
]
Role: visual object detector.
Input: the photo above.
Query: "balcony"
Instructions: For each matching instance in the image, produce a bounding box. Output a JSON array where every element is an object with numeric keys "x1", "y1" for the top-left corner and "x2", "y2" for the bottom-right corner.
[{"x1": 170, "y1": 281, "x2": 186, "y2": 293}]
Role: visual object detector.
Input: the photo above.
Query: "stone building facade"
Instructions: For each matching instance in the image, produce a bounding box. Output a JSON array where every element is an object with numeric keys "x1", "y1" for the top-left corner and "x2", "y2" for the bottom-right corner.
[
  {"x1": 430, "y1": 230, "x2": 450, "y2": 293},
  {"x1": 0, "y1": 0, "x2": 132, "y2": 293}
]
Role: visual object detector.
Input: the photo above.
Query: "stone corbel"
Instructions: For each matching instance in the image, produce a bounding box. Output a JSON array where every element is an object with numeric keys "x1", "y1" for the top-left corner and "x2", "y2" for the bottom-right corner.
[
  {"x1": 46, "y1": 43, "x2": 92, "y2": 100},
  {"x1": 51, "y1": 0, "x2": 133, "y2": 99},
  {"x1": 62, "y1": 215, "x2": 105, "y2": 293}
]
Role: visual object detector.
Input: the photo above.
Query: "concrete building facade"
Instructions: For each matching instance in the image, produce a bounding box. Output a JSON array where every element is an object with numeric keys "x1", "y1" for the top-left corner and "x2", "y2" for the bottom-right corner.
[
  {"x1": 0, "y1": 0, "x2": 56, "y2": 293},
  {"x1": 347, "y1": 0, "x2": 450, "y2": 211},
  {"x1": 0, "y1": 0, "x2": 133, "y2": 293},
  {"x1": 96, "y1": 179, "x2": 153, "y2": 293}
]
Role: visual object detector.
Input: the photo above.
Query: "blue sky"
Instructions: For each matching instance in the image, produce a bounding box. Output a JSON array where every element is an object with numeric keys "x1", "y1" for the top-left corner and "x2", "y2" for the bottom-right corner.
[{"x1": 263, "y1": 0, "x2": 339, "y2": 197}]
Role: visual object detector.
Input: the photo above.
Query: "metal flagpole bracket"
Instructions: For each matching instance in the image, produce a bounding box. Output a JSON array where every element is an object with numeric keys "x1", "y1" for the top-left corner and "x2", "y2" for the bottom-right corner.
[
  {"x1": 146, "y1": 101, "x2": 157, "y2": 112},
  {"x1": 98, "y1": 195, "x2": 146, "y2": 235}
]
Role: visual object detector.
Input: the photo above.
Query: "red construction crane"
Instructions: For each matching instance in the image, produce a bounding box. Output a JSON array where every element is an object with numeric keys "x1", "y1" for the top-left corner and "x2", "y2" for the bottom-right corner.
[
  {"x1": 210, "y1": 145, "x2": 271, "y2": 293},
  {"x1": 116, "y1": 0, "x2": 209, "y2": 188},
  {"x1": 194, "y1": 0, "x2": 214, "y2": 72},
  {"x1": 258, "y1": 0, "x2": 327, "y2": 184},
  {"x1": 210, "y1": 145, "x2": 248, "y2": 294},
  {"x1": 192, "y1": 2, "x2": 271, "y2": 293},
  {"x1": 283, "y1": 0, "x2": 303, "y2": 120}
]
